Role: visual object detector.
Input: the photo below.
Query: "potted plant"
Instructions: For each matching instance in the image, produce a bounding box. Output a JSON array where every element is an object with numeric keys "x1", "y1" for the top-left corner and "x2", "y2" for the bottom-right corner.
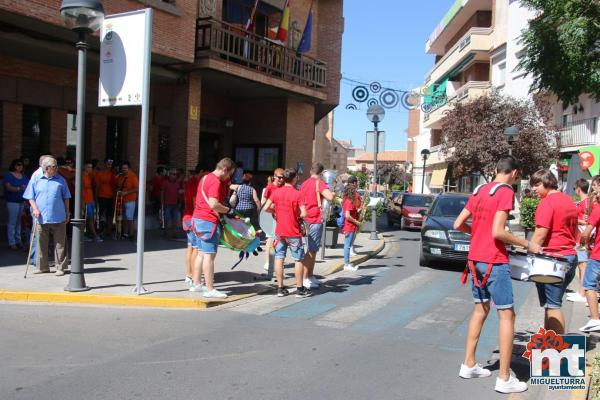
[
  {"x1": 324, "y1": 207, "x2": 340, "y2": 248},
  {"x1": 519, "y1": 197, "x2": 539, "y2": 239},
  {"x1": 361, "y1": 200, "x2": 385, "y2": 232}
]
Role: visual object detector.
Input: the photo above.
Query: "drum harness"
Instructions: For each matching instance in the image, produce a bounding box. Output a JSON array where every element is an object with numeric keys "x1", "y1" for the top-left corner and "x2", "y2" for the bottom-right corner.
[{"x1": 461, "y1": 182, "x2": 514, "y2": 288}]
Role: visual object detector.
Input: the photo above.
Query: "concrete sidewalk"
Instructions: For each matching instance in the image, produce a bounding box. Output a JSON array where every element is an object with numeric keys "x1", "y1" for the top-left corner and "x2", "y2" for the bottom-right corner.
[{"x1": 0, "y1": 230, "x2": 384, "y2": 308}]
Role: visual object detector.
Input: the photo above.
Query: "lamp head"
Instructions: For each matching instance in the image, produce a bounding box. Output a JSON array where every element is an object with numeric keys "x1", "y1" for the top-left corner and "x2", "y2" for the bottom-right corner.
[
  {"x1": 421, "y1": 148, "x2": 430, "y2": 161},
  {"x1": 504, "y1": 126, "x2": 519, "y2": 144},
  {"x1": 60, "y1": 0, "x2": 104, "y2": 33}
]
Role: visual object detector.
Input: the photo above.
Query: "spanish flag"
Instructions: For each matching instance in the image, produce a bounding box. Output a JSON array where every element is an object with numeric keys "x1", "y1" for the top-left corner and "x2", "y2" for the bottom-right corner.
[{"x1": 276, "y1": 0, "x2": 290, "y2": 43}]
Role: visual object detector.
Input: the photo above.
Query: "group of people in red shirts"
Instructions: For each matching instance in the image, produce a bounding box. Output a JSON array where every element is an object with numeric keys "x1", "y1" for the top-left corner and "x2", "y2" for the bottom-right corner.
[
  {"x1": 454, "y1": 156, "x2": 600, "y2": 394},
  {"x1": 179, "y1": 160, "x2": 362, "y2": 300}
]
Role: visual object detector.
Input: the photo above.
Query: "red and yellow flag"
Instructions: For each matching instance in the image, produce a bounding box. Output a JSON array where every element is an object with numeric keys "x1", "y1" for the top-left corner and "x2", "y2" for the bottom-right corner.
[{"x1": 276, "y1": 0, "x2": 290, "y2": 43}]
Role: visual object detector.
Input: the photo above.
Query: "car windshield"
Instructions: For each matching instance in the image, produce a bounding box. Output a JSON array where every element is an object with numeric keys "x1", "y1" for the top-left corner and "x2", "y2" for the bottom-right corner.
[
  {"x1": 430, "y1": 196, "x2": 469, "y2": 217},
  {"x1": 403, "y1": 195, "x2": 432, "y2": 207}
]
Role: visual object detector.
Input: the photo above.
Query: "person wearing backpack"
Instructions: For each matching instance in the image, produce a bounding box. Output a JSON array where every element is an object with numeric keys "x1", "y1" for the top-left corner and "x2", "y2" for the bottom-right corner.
[{"x1": 342, "y1": 176, "x2": 361, "y2": 271}]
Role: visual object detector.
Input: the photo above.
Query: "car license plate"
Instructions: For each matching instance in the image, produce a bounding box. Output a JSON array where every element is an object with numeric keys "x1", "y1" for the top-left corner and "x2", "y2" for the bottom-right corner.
[{"x1": 454, "y1": 244, "x2": 470, "y2": 252}]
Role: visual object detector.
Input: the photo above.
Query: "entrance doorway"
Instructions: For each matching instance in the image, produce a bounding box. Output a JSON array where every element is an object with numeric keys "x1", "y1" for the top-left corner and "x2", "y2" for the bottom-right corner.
[{"x1": 200, "y1": 132, "x2": 223, "y2": 170}]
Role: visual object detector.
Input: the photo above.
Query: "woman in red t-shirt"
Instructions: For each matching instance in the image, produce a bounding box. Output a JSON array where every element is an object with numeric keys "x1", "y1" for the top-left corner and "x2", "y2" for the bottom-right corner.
[
  {"x1": 530, "y1": 169, "x2": 578, "y2": 334},
  {"x1": 342, "y1": 179, "x2": 361, "y2": 271}
]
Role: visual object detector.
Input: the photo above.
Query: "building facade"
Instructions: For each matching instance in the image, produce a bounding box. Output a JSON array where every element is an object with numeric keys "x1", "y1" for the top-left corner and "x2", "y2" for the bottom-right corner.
[
  {"x1": 0, "y1": 0, "x2": 343, "y2": 186},
  {"x1": 313, "y1": 112, "x2": 349, "y2": 173}
]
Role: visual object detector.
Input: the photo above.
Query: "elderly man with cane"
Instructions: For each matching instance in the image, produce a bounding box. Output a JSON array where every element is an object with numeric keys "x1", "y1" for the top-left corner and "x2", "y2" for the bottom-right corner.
[{"x1": 23, "y1": 156, "x2": 71, "y2": 276}]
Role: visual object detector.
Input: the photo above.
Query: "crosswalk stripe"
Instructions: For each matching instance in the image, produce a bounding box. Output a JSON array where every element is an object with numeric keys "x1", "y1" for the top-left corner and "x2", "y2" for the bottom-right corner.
[{"x1": 314, "y1": 270, "x2": 437, "y2": 329}]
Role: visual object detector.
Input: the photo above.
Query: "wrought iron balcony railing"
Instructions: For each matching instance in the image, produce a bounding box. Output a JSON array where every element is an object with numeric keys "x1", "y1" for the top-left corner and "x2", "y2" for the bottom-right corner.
[
  {"x1": 196, "y1": 18, "x2": 327, "y2": 89},
  {"x1": 560, "y1": 117, "x2": 598, "y2": 148}
]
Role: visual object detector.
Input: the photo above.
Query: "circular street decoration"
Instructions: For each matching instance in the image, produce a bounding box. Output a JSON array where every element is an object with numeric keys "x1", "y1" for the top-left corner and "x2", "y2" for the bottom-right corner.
[
  {"x1": 370, "y1": 81, "x2": 382, "y2": 93},
  {"x1": 400, "y1": 92, "x2": 416, "y2": 110},
  {"x1": 352, "y1": 86, "x2": 369, "y2": 103},
  {"x1": 379, "y1": 89, "x2": 399, "y2": 109},
  {"x1": 421, "y1": 102, "x2": 433, "y2": 113},
  {"x1": 407, "y1": 92, "x2": 421, "y2": 108},
  {"x1": 345, "y1": 103, "x2": 358, "y2": 110},
  {"x1": 367, "y1": 98, "x2": 379, "y2": 107}
]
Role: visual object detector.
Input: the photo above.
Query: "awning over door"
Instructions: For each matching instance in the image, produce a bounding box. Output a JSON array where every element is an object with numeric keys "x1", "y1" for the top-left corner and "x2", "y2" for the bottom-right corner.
[{"x1": 429, "y1": 164, "x2": 448, "y2": 188}]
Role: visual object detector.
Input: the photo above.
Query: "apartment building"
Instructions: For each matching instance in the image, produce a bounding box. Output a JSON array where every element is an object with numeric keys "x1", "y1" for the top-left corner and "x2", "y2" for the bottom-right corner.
[
  {"x1": 0, "y1": 0, "x2": 343, "y2": 184},
  {"x1": 313, "y1": 112, "x2": 348, "y2": 172}
]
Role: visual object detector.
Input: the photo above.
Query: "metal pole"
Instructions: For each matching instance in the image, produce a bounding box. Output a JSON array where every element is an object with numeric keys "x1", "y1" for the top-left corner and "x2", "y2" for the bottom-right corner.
[
  {"x1": 65, "y1": 30, "x2": 89, "y2": 292},
  {"x1": 133, "y1": 9, "x2": 153, "y2": 295},
  {"x1": 421, "y1": 157, "x2": 427, "y2": 194},
  {"x1": 370, "y1": 121, "x2": 379, "y2": 240}
]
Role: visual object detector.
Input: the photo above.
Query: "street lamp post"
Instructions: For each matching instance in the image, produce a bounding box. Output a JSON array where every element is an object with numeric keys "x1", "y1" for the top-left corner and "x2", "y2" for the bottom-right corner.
[
  {"x1": 420, "y1": 149, "x2": 430, "y2": 194},
  {"x1": 504, "y1": 126, "x2": 519, "y2": 156},
  {"x1": 367, "y1": 105, "x2": 385, "y2": 240},
  {"x1": 60, "y1": 0, "x2": 104, "y2": 292}
]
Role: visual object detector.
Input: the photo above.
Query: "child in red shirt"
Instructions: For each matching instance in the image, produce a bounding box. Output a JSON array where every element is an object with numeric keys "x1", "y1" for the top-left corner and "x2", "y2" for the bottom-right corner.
[
  {"x1": 263, "y1": 168, "x2": 309, "y2": 298},
  {"x1": 342, "y1": 176, "x2": 361, "y2": 271},
  {"x1": 529, "y1": 169, "x2": 577, "y2": 335}
]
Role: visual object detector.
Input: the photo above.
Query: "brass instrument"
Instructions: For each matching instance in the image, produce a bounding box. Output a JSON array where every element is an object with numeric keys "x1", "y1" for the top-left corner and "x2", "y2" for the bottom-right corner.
[{"x1": 113, "y1": 193, "x2": 123, "y2": 239}]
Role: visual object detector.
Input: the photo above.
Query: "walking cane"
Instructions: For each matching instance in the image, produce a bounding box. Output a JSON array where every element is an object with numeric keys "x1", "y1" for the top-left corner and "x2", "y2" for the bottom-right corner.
[{"x1": 24, "y1": 220, "x2": 38, "y2": 279}]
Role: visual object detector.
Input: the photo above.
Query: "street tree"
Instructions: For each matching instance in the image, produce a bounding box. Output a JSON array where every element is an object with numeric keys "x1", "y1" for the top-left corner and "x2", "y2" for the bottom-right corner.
[
  {"x1": 376, "y1": 164, "x2": 411, "y2": 188},
  {"x1": 440, "y1": 91, "x2": 559, "y2": 180},
  {"x1": 518, "y1": 0, "x2": 600, "y2": 104}
]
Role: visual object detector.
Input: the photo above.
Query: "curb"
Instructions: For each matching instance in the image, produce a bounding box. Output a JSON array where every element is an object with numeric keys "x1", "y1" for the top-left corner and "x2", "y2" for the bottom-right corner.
[
  {"x1": 0, "y1": 239, "x2": 386, "y2": 309},
  {"x1": 325, "y1": 238, "x2": 386, "y2": 275}
]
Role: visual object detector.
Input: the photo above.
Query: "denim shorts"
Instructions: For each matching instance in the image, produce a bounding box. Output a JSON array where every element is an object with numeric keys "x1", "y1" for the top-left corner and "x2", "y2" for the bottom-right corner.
[
  {"x1": 275, "y1": 236, "x2": 305, "y2": 261},
  {"x1": 535, "y1": 255, "x2": 577, "y2": 309},
  {"x1": 85, "y1": 202, "x2": 95, "y2": 218},
  {"x1": 192, "y1": 218, "x2": 221, "y2": 254},
  {"x1": 306, "y1": 223, "x2": 323, "y2": 252},
  {"x1": 471, "y1": 263, "x2": 513, "y2": 309},
  {"x1": 123, "y1": 201, "x2": 136, "y2": 221},
  {"x1": 182, "y1": 218, "x2": 197, "y2": 248},
  {"x1": 583, "y1": 258, "x2": 600, "y2": 290}
]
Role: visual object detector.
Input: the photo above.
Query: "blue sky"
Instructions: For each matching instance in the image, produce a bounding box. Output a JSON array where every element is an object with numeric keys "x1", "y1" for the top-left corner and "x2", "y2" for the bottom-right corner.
[{"x1": 333, "y1": 0, "x2": 455, "y2": 150}]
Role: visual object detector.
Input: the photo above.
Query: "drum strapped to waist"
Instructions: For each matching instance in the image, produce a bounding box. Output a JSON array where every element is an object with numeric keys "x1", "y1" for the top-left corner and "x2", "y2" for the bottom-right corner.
[{"x1": 508, "y1": 250, "x2": 571, "y2": 284}]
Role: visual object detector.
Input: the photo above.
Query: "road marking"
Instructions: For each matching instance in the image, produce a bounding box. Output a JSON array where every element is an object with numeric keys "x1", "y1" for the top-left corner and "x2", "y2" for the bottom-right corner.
[{"x1": 314, "y1": 270, "x2": 437, "y2": 329}]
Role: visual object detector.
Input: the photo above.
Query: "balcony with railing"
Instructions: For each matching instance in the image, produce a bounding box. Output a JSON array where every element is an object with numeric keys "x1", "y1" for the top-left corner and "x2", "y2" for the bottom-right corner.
[
  {"x1": 196, "y1": 17, "x2": 327, "y2": 91},
  {"x1": 559, "y1": 117, "x2": 598, "y2": 149},
  {"x1": 423, "y1": 81, "x2": 491, "y2": 128}
]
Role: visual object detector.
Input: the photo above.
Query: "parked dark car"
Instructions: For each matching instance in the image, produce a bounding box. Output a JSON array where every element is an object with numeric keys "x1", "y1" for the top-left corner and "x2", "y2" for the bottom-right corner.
[
  {"x1": 387, "y1": 193, "x2": 433, "y2": 229},
  {"x1": 420, "y1": 193, "x2": 470, "y2": 267}
]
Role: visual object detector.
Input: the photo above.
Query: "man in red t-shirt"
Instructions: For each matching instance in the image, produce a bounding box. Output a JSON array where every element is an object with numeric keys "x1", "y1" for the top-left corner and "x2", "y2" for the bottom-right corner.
[
  {"x1": 454, "y1": 157, "x2": 538, "y2": 394},
  {"x1": 263, "y1": 168, "x2": 309, "y2": 298},
  {"x1": 182, "y1": 165, "x2": 205, "y2": 286},
  {"x1": 300, "y1": 162, "x2": 334, "y2": 289},
  {"x1": 83, "y1": 162, "x2": 102, "y2": 242},
  {"x1": 579, "y1": 179, "x2": 600, "y2": 332},
  {"x1": 190, "y1": 158, "x2": 236, "y2": 299},
  {"x1": 530, "y1": 169, "x2": 578, "y2": 334},
  {"x1": 260, "y1": 168, "x2": 285, "y2": 271},
  {"x1": 568, "y1": 179, "x2": 592, "y2": 303},
  {"x1": 150, "y1": 167, "x2": 166, "y2": 226}
]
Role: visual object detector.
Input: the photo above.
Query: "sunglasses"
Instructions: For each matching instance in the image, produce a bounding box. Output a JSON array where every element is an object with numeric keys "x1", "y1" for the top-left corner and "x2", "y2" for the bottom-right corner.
[
  {"x1": 45, "y1": 165, "x2": 58, "y2": 170},
  {"x1": 275, "y1": 175, "x2": 284, "y2": 179}
]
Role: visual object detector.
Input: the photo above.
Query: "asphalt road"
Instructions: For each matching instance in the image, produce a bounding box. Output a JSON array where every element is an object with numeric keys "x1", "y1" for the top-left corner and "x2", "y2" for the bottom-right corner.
[{"x1": 0, "y1": 229, "x2": 555, "y2": 400}]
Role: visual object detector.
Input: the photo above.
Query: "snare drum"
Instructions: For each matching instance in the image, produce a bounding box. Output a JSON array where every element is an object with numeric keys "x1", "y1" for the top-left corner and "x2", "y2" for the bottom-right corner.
[
  {"x1": 527, "y1": 253, "x2": 570, "y2": 284},
  {"x1": 220, "y1": 216, "x2": 256, "y2": 252},
  {"x1": 508, "y1": 252, "x2": 530, "y2": 281},
  {"x1": 259, "y1": 209, "x2": 276, "y2": 238}
]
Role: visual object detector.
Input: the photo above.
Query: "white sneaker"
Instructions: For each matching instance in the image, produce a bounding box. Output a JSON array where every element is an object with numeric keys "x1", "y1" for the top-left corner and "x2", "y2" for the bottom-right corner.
[
  {"x1": 343, "y1": 264, "x2": 359, "y2": 271},
  {"x1": 263, "y1": 263, "x2": 270, "y2": 271},
  {"x1": 459, "y1": 363, "x2": 491, "y2": 379},
  {"x1": 495, "y1": 374, "x2": 527, "y2": 393},
  {"x1": 567, "y1": 293, "x2": 587, "y2": 303},
  {"x1": 308, "y1": 276, "x2": 321, "y2": 287},
  {"x1": 203, "y1": 289, "x2": 228, "y2": 299},
  {"x1": 350, "y1": 250, "x2": 358, "y2": 256},
  {"x1": 189, "y1": 283, "x2": 207, "y2": 293},
  {"x1": 184, "y1": 276, "x2": 193, "y2": 287},
  {"x1": 580, "y1": 319, "x2": 600, "y2": 332},
  {"x1": 303, "y1": 278, "x2": 317, "y2": 289}
]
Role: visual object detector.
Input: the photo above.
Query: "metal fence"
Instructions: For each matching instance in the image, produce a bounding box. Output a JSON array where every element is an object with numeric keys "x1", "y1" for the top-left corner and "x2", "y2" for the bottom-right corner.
[{"x1": 560, "y1": 117, "x2": 598, "y2": 148}]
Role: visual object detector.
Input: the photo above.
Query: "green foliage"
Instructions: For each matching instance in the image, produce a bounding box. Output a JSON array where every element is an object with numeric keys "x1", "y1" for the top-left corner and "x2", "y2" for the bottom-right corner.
[
  {"x1": 518, "y1": 0, "x2": 600, "y2": 104},
  {"x1": 364, "y1": 199, "x2": 385, "y2": 220},
  {"x1": 520, "y1": 197, "x2": 540, "y2": 230},
  {"x1": 348, "y1": 171, "x2": 368, "y2": 188},
  {"x1": 442, "y1": 91, "x2": 559, "y2": 179},
  {"x1": 590, "y1": 351, "x2": 600, "y2": 400}
]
